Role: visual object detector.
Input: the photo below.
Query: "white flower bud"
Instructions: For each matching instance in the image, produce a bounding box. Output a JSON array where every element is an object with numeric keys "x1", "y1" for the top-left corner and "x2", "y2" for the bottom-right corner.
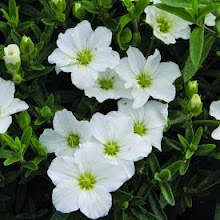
[{"x1": 4, "y1": 44, "x2": 21, "y2": 65}]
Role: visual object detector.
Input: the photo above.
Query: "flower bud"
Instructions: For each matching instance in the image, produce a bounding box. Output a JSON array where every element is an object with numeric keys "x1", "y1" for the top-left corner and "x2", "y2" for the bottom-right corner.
[
  {"x1": 72, "y1": 2, "x2": 86, "y2": 20},
  {"x1": 50, "y1": 0, "x2": 66, "y2": 13},
  {"x1": 13, "y1": 73, "x2": 23, "y2": 84},
  {"x1": 40, "y1": 106, "x2": 53, "y2": 119},
  {"x1": 185, "y1": 80, "x2": 198, "y2": 98},
  {"x1": 4, "y1": 44, "x2": 21, "y2": 74},
  {"x1": 188, "y1": 94, "x2": 203, "y2": 117},
  {"x1": 20, "y1": 35, "x2": 35, "y2": 56},
  {"x1": 17, "y1": 111, "x2": 31, "y2": 130}
]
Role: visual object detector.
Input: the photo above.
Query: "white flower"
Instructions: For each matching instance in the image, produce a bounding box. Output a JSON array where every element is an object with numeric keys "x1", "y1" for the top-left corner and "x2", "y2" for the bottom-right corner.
[
  {"x1": 48, "y1": 20, "x2": 120, "y2": 89},
  {"x1": 118, "y1": 99, "x2": 168, "y2": 151},
  {"x1": 0, "y1": 77, "x2": 28, "y2": 133},
  {"x1": 209, "y1": 101, "x2": 220, "y2": 140},
  {"x1": 48, "y1": 143, "x2": 127, "y2": 219},
  {"x1": 90, "y1": 111, "x2": 152, "y2": 178},
  {"x1": 39, "y1": 109, "x2": 91, "y2": 156},
  {"x1": 4, "y1": 44, "x2": 21, "y2": 65},
  {"x1": 84, "y1": 68, "x2": 131, "y2": 103},
  {"x1": 144, "y1": 5, "x2": 191, "y2": 44},
  {"x1": 150, "y1": 0, "x2": 161, "y2": 3},
  {"x1": 115, "y1": 47, "x2": 181, "y2": 108},
  {"x1": 205, "y1": 13, "x2": 216, "y2": 27}
]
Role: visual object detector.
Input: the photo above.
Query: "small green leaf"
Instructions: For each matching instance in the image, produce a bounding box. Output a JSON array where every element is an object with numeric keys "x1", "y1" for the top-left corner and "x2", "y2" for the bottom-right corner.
[
  {"x1": 190, "y1": 27, "x2": 204, "y2": 68},
  {"x1": 177, "y1": 134, "x2": 189, "y2": 151},
  {"x1": 159, "y1": 182, "x2": 175, "y2": 206},
  {"x1": 4, "y1": 154, "x2": 21, "y2": 166},
  {"x1": 195, "y1": 144, "x2": 216, "y2": 156},
  {"x1": 192, "y1": 127, "x2": 203, "y2": 145}
]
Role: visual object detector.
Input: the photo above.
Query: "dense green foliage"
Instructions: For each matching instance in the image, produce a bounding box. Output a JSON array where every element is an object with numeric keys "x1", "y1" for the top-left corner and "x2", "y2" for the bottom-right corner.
[{"x1": 0, "y1": 0, "x2": 220, "y2": 219}]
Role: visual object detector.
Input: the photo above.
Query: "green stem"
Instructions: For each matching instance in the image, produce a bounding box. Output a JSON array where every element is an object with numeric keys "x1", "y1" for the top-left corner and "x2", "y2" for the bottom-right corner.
[{"x1": 193, "y1": 120, "x2": 220, "y2": 126}]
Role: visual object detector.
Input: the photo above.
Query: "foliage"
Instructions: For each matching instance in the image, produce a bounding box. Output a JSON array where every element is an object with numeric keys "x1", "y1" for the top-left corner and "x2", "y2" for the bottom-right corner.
[{"x1": 0, "y1": 0, "x2": 220, "y2": 219}]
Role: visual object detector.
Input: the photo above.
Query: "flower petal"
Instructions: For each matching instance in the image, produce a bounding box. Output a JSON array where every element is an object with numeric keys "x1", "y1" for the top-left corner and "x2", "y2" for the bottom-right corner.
[
  {"x1": 156, "y1": 62, "x2": 181, "y2": 83},
  {"x1": 210, "y1": 101, "x2": 220, "y2": 120},
  {"x1": 79, "y1": 187, "x2": 112, "y2": 219},
  {"x1": 0, "y1": 116, "x2": 12, "y2": 134},
  {"x1": 132, "y1": 88, "x2": 150, "y2": 109},
  {"x1": 148, "y1": 78, "x2": 176, "y2": 102},
  {"x1": 52, "y1": 183, "x2": 80, "y2": 213},
  {"x1": 48, "y1": 156, "x2": 80, "y2": 186},
  {"x1": 0, "y1": 78, "x2": 15, "y2": 108},
  {"x1": 211, "y1": 126, "x2": 220, "y2": 140},
  {"x1": 88, "y1": 26, "x2": 112, "y2": 48},
  {"x1": 1, "y1": 98, "x2": 28, "y2": 117},
  {"x1": 127, "y1": 47, "x2": 146, "y2": 73}
]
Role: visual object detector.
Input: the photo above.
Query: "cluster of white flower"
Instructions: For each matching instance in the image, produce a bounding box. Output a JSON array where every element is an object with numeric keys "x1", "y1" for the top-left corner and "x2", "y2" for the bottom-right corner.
[
  {"x1": 40, "y1": 101, "x2": 168, "y2": 219},
  {"x1": 44, "y1": 19, "x2": 182, "y2": 219},
  {"x1": 0, "y1": 77, "x2": 28, "y2": 133},
  {"x1": 146, "y1": 0, "x2": 216, "y2": 44}
]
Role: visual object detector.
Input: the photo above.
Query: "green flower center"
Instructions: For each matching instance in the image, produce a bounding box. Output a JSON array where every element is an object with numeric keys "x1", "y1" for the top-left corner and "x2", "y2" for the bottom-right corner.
[
  {"x1": 134, "y1": 121, "x2": 147, "y2": 136},
  {"x1": 67, "y1": 133, "x2": 80, "y2": 148},
  {"x1": 137, "y1": 72, "x2": 152, "y2": 88},
  {"x1": 98, "y1": 77, "x2": 114, "y2": 90},
  {"x1": 76, "y1": 49, "x2": 93, "y2": 66},
  {"x1": 157, "y1": 17, "x2": 171, "y2": 33},
  {"x1": 78, "y1": 172, "x2": 96, "y2": 190},
  {"x1": 104, "y1": 141, "x2": 120, "y2": 156}
]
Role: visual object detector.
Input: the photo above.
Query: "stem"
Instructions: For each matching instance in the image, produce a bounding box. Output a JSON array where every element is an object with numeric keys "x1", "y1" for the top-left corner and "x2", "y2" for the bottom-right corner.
[
  {"x1": 193, "y1": 120, "x2": 220, "y2": 126},
  {"x1": 146, "y1": 37, "x2": 155, "y2": 57},
  {"x1": 170, "y1": 116, "x2": 185, "y2": 126}
]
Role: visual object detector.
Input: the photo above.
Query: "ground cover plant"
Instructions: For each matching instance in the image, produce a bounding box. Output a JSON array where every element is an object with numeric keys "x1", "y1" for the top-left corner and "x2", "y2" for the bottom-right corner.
[{"x1": 0, "y1": 0, "x2": 220, "y2": 219}]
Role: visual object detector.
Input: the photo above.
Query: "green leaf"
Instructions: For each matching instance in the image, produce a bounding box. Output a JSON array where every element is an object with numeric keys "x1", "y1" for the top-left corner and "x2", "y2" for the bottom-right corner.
[
  {"x1": 1, "y1": 134, "x2": 18, "y2": 152},
  {"x1": 21, "y1": 127, "x2": 32, "y2": 147},
  {"x1": 165, "y1": 160, "x2": 183, "y2": 177},
  {"x1": 197, "y1": 5, "x2": 220, "y2": 23},
  {"x1": 113, "y1": 190, "x2": 133, "y2": 203},
  {"x1": 179, "y1": 160, "x2": 190, "y2": 175},
  {"x1": 0, "y1": 148, "x2": 14, "y2": 159},
  {"x1": 161, "y1": 0, "x2": 192, "y2": 8},
  {"x1": 148, "y1": 153, "x2": 161, "y2": 174},
  {"x1": 192, "y1": 127, "x2": 203, "y2": 145},
  {"x1": 131, "y1": 207, "x2": 158, "y2": 220},
  {"x1": 116, "y1": 14, "x2": 133, "y2": 50},
  {"x1": 148, "y1": 191, "x2": 168, "y2": 220},
  {"x1": 9, "y1": 0, "x2": 17, "y2": 18},
  {"x1": 177, "y1": 134, "x2": 189, "y2": 151},
  {"x1": 132, "y1": 0, "x2": 150, "y2": 18},
  {"x1": 183, "y1": 34, "x2": 215, "y2": 82},
  {"x1": 23, "y1": 161, "x2": 38, "y2": 171},
  {"x1": 159, "y1": 182, "x2": 175, "y2": 206},
  {"x1": 190, "y1": 27, "x2": 204, "y2": 68},
  {"x1": 195, "y1": 144, "x2": 216, "y2": 156},
  {"x1": 156, "y1": 4, "x2": 194, "y2": 22},
  {"x1": 4, "y1": 154, "x2": 21, "y2": 166}
]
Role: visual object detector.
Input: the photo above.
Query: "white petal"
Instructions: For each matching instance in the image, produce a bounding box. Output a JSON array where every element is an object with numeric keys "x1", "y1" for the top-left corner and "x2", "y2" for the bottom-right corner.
[
  {"x1": 88, "y1": 26, "x2": 112, "y2": 48},
  {"x1": 52, "y1": 183, "x2": 80, "y2": 213},
  {"x1": 211, "y1": 126, "x2": 220, "y2": 140},
  {"x1": 79, "y1": 187, "x2": 112, "y2": 219},
  {"x1": 0, "y1": 116, "x2": 12, "y2": 133},
  {"x1": 90, "y1": 48, "x2": 120, "y2": 71},
  {"x1": 156, "y1": 62, "x2": 181, "y2": 83},
  {"x1": 39, "y1": 129, "x2": 70, "y2": 156},
  {"x1": 115, "y1": 57, "x2": 135, "y2": 84},
  {"x1": 119, "y1": 134, "x2": 152, "y2": 161},
  {"x1": 1, "y1": 98, "x2": 28, "y2": 117},
  {"x1": 127, "y1": 47, "x2": 146, "y2": 73},
  {"x1": 132, "y1": 88, "x2": 150, "y2": 109},
  {"x1": 0, "y1": 78, "x2": 15, "y2": 108},
  {"x1": 145, "y1": 127, "x2": 164, "y2": 151},
  {"x1": 117, "y1": 159, "x2": 135, "y2": 179},
  {"x1": 47, "y1": 156, "x2": 80, "y2": 186},
  {"x1": 210, "y1": 101, "x2": 220, "y2": 120},
  {"x1": 53, "y1": 109, "x2": 78, "y2": 136},
  {"x1": 205, "y1": 13, "x2": 216, "y2": 27},
  {"x1": 56, "y1": 29, "x2": 77, "y2": 56},
  {"x1": 48, "y1": 48, "x2": 73, "y2": 68},
  {"x1": 144, "y1": 49, "x2": 161, "y2": 74},
  {"x1": 71, "y1": 67, "x2": 98, "y2": 89},
  {"x1": 70, "y1": 20, "x2": 93, "y2": 51},
  {"x1": 148, "y1": 78, "x2": 176, "y2": 102}
]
